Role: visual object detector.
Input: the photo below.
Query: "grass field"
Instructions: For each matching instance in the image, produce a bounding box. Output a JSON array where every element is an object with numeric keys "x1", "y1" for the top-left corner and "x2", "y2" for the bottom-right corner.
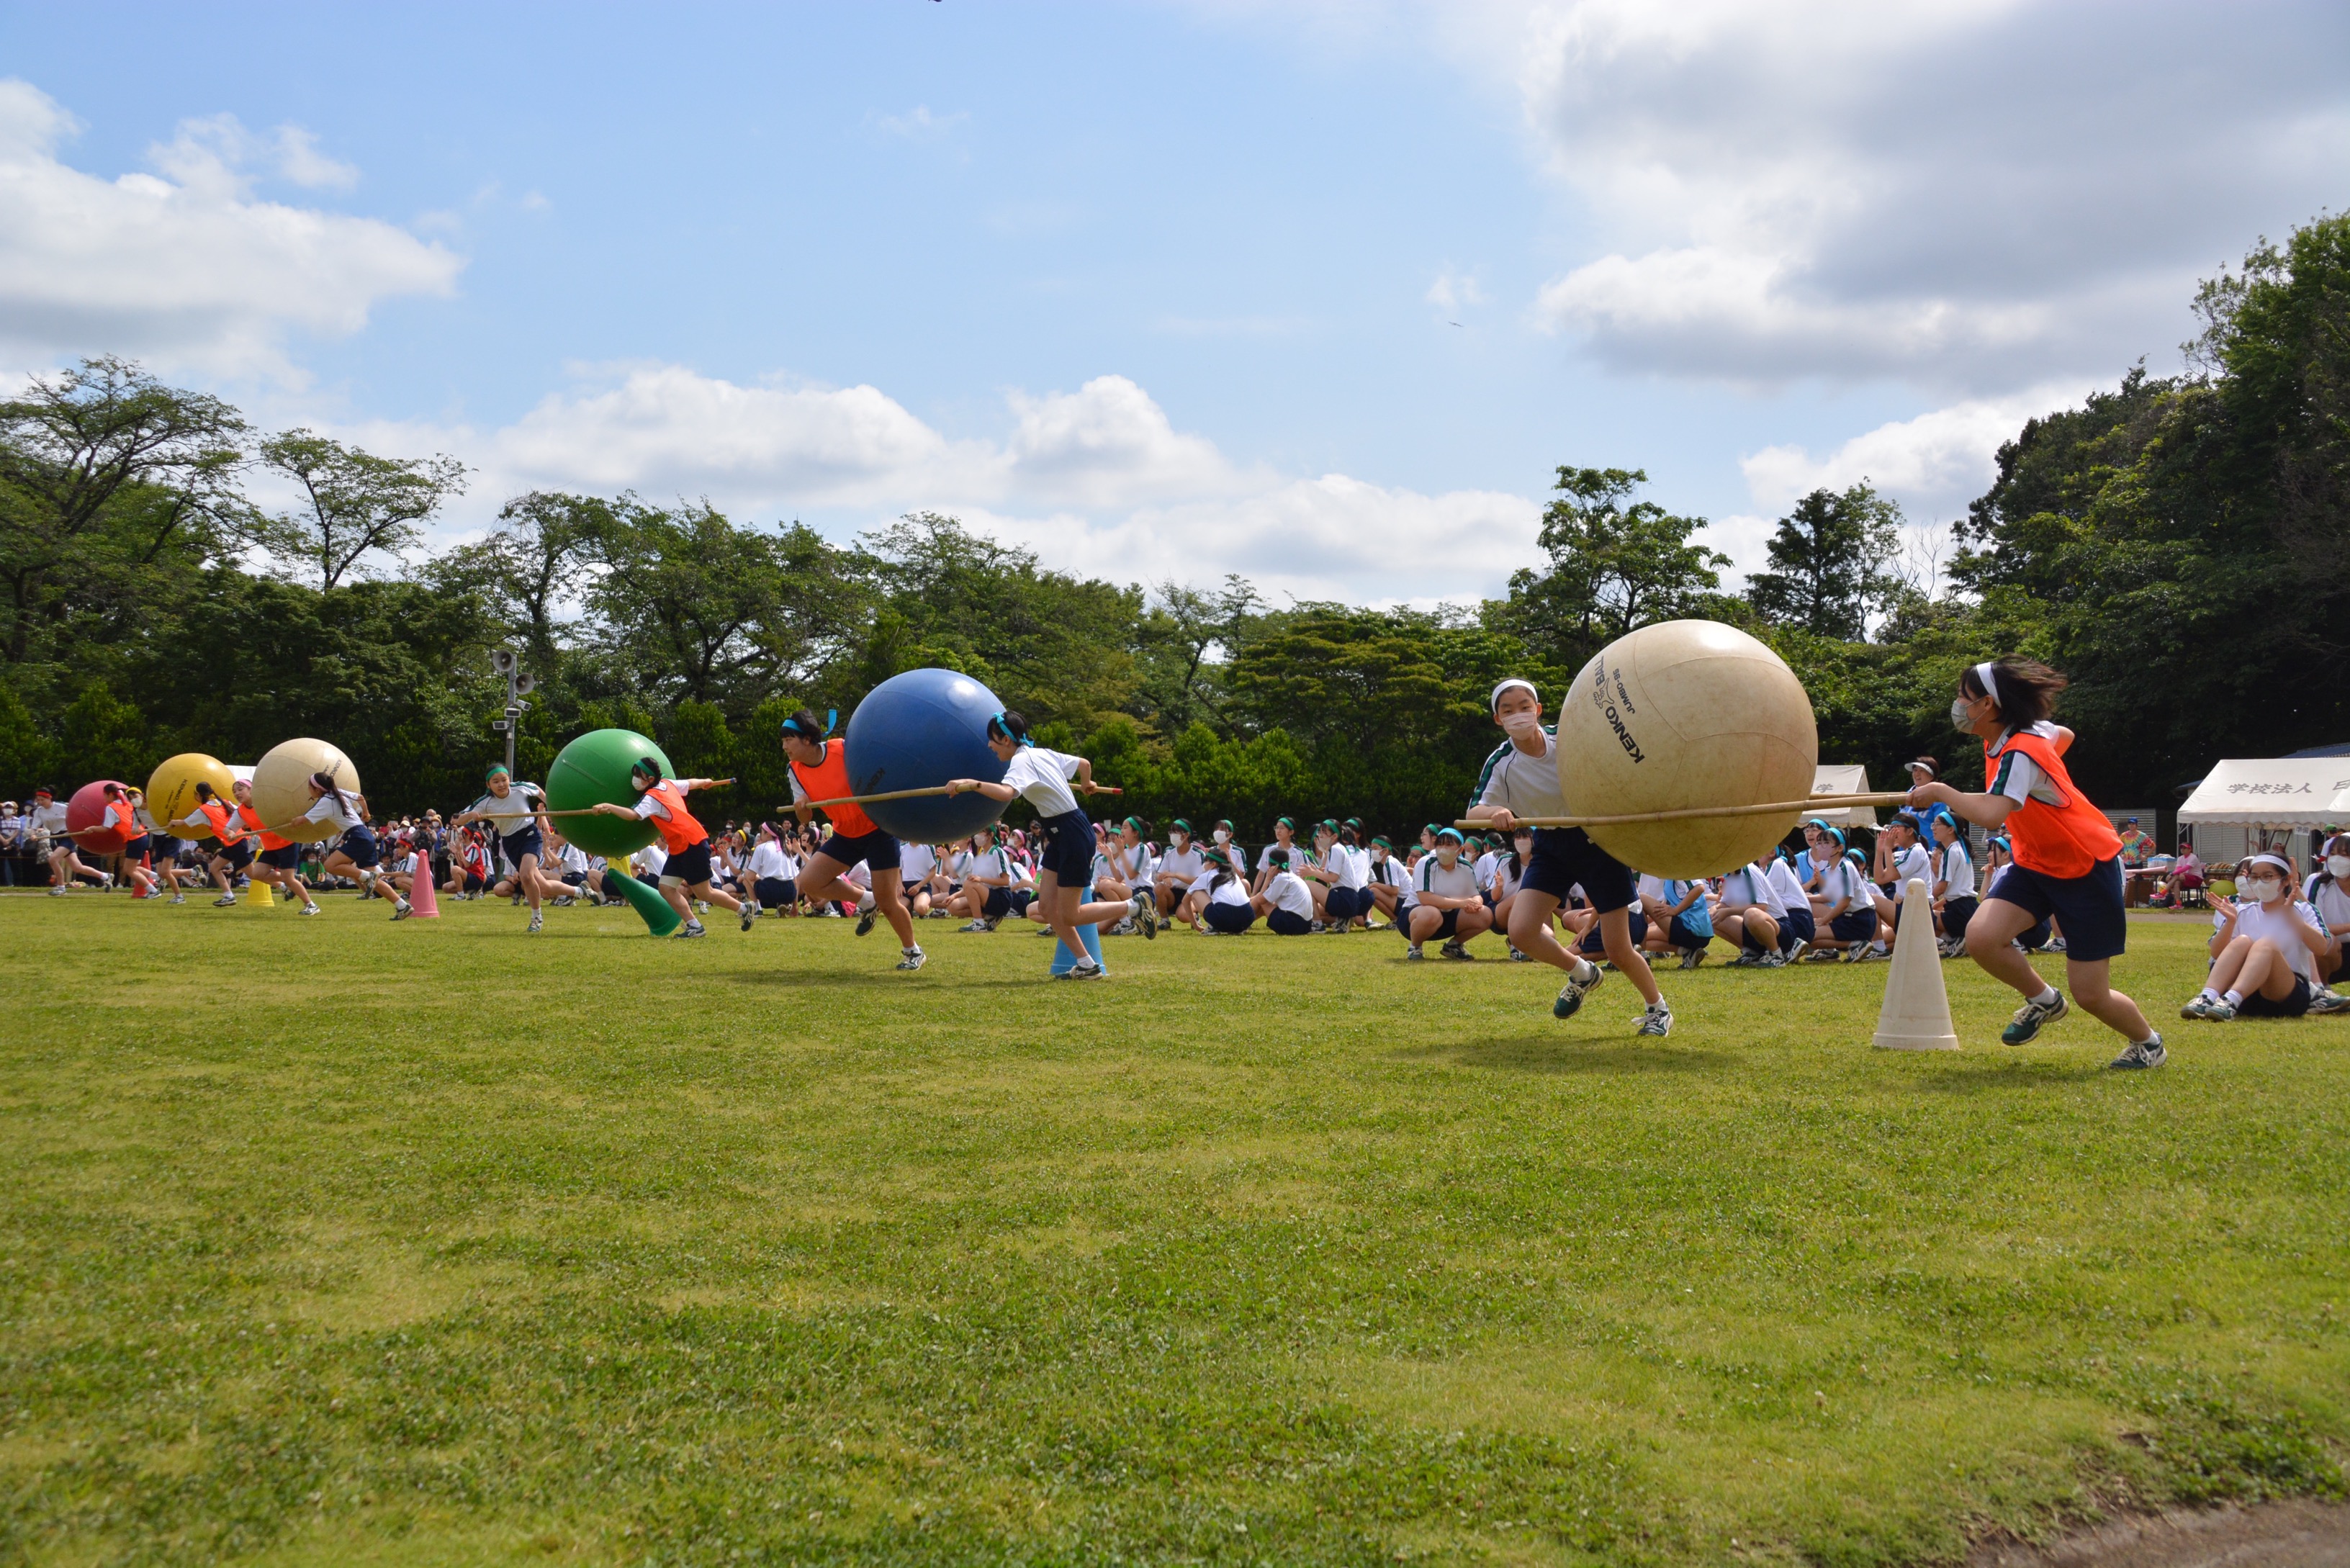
[{"x1": 1, "y1": 892, "x2": 2344, "y2": 1567}]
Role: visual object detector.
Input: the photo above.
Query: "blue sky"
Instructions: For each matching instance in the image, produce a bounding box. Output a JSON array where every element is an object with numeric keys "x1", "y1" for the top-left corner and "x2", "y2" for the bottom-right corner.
[{"x1": 1, "y1": 1, "x2": 2343, "y2": 604}]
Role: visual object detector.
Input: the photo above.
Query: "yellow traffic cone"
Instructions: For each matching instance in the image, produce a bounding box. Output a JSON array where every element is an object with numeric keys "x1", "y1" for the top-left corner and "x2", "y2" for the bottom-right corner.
[
  {"x1": 1873, "y1": 877, "x2": 1959, "y2": 1051},
  {"x1": 246, "y1": 873, "x2": 274, "y2": 908}
]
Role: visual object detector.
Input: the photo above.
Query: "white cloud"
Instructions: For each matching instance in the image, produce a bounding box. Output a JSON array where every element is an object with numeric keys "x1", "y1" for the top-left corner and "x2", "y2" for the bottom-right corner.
[
  {"x1": 1739, "y1": 382, "x2": 2084, "y2": 522},
  {"x1": 1493, "y1": 0, "x2": 2350, "y2": 389},
  {"x1": 0, "y1": 81, "x2": 461, "y2": 378}
]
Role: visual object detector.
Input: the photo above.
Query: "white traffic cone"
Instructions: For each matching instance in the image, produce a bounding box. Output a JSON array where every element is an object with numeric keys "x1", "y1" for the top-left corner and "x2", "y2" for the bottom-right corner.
[{"x1": 1873, "y1": 877, "x2": 1960, "y2": 1051}]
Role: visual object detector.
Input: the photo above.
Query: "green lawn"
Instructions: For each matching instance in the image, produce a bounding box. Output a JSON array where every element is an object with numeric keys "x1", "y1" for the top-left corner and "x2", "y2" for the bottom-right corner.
[{"x1": 1, "y1": 893, "x2": 2344, "y2": 1567}]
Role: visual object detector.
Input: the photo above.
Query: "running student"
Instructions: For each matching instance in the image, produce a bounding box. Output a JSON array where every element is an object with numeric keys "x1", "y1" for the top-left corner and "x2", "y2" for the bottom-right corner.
[
  {"x1": 1908, "y1": 659, "x2": 2164, "y2": 1068},
  {"x1": 97, "y1": 784, "x2": 158, "y2": 898},
  {"x1": 170, "y1": 781, "x2": 254, "y2": 907},
  {"x1": 2180, "y1": 852, "x2": 2346, "y2": 1020},
  {"x1": 302, "y1": 773, "x2": 408, "y2": 917},
  {"x1": 452, "y1": 765, "x2": 554, "y2": 932},
  {"x1": 943, "y1": 709, "x2": 1153, "y2": 978},
  {"x1": 1466, "y1": 678, "x2": 1671, "y2": 1035},
  {"x1": 780, "y1": 709, "x2": 923, "y2": 969},
  {"x1": 235, "y1": 778, "x2": 310, "y2": 913},
  {"x1": 588, "y1": 757, "x2": 749, "y2": 940}
]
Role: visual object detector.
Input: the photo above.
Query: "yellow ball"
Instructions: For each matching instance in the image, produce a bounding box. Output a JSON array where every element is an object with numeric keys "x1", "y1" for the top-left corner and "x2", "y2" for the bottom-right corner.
[
  {"x1": 1557, "y1": 619, "x2": 1818, "y2": 878},
  {"x1": 145, "y1": 753, "x2": 237, "y2": 842},
  {"x1": 253, "y1": 739, "x2": 361, "y2": 843}
]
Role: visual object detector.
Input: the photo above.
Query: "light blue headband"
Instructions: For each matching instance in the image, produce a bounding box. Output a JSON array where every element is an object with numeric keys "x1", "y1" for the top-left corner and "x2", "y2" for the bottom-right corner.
[{"x1": 989, "y1": 711, "x2": 1033, "y2": 747}]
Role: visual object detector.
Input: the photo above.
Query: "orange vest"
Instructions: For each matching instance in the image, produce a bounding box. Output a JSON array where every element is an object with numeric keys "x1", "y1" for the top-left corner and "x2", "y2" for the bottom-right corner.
[
  {"x1": 640, "y1": 779, "x2": 708, "y2": 854},
  {"x1": 1987, "y1": 729, "x2": 2119, "y2": 879},
  {"x1": 789, "y1": 740, "x2": 878, "y2": 838},
  {"x1": 108, "y1": 801, "x2": 140, "y2": 839},
  {"x1": 198, "y1": 799, "x2": 246, "y2": 845},
  {"x1": 239, "y1": 803, "x2": 290, "y2": 852}
]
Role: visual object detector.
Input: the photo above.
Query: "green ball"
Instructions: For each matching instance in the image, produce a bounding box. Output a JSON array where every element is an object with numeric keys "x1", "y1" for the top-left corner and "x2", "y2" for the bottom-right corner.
[{"x1": 546, "y1": 729, "x2": 677, "y2": 858}]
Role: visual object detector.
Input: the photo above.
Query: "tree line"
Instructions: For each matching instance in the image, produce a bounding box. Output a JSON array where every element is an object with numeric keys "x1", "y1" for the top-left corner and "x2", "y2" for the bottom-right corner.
[{"x1": 4, "y1": 216, "x2": 2344, "y2": 839}]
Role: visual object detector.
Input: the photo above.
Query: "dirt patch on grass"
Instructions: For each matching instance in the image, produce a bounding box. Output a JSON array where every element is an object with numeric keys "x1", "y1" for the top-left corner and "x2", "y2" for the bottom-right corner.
[{"x1": 1972, "y1": 1500, "x2": 2350, "y2": 1567}]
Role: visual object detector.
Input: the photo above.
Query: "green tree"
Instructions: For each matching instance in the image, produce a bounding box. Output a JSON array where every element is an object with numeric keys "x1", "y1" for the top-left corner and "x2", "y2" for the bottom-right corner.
[
  {"x1": 1493, "y1": 467, "x2": 1729, "y2": 673},
  {"x1": 1745, "y1": 482, "x2": 1902, "y2": 639},
  {"x1": 259, "y1": 430, "x2": 468, "y2": 591}
]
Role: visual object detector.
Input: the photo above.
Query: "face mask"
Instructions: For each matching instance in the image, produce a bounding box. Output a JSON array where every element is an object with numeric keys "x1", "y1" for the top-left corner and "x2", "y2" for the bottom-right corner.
[
  {"x1": 1514, "y1": 839, "x2": 1533, "y2": 855},
  {"x1": 2238, "y1": 878, "x2": 2282, "y2": 903},
  {"x1": 1499, "y1": 709, "x2": 1541, "y2": 737},
  {"x1": 1371, "y1": 849, "x2": 1387, "y2": 862},
  {"x1": 1212, "y1": 829, "x2": 1230, "y2": 844},
  {"x1": 2329, "y1": 856, "x2": 2350, "y2": 878},
  {"x1": 1950, "y1": 697, "x2": 1975, "y2": 731}
]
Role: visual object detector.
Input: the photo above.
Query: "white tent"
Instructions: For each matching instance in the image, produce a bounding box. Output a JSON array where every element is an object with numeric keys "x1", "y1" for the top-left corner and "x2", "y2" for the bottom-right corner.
[
  {"x1": 2177, "y1": 757, "x2": 2350, "y2": 826},
  {"x1": 1808, "y1": 765, "x2": 1878, "y2": 826}
]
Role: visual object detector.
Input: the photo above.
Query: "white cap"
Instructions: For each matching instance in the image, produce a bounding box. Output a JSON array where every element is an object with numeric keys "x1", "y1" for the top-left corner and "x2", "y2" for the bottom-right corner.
[{"x1": 1490, "y1": 677, "x2": 1538, "y2": 713}]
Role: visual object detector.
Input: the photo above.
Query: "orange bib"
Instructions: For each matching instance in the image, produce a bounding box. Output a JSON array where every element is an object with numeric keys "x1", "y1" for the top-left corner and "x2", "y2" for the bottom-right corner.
[
  {"x1": 1987, "y1": 729, "x2": 2119, "y2": 879},
  {"x1": 789, "y1": 740, "x2": 878, "y2": 838},
  {"x1": 639, "y1": 779, "x2": 708, "y2": 854}
]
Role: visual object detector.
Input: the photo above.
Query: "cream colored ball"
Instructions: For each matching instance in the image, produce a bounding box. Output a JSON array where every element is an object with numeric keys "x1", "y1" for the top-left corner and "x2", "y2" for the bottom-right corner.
[
  {"x1": 1557, "y1": 619, "x2": 1818, "y2": 878},
  {"x1": 253, "y1": 738, "x2": 362, "y2": 842}
]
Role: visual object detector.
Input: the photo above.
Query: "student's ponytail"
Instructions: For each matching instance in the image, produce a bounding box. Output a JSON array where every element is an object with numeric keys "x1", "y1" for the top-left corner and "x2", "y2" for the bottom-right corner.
[{"x1": 310, "y1": 770, "x2": 353, "y2": 818}]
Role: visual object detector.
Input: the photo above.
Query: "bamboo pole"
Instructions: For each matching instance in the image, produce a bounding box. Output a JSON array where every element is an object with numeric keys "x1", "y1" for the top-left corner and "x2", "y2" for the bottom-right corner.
[{"x1": 1451, "y1": 790, "x2": 1913, "y2": 832}]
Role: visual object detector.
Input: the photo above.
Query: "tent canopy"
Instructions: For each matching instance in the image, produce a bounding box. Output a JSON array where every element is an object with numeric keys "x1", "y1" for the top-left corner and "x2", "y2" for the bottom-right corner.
[
  {"x1": 1809, "y1": 765, "x2": 1878, "y2": 827},
  {"x1": 2176, "y1": 757, "x2": 2350, "y2": 825}
]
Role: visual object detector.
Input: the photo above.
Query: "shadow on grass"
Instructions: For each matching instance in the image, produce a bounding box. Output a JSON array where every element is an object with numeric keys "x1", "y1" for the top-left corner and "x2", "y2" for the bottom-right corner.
[{"x1": 1399, "y1": 1037, "x2": 1734, "y2": 1075}]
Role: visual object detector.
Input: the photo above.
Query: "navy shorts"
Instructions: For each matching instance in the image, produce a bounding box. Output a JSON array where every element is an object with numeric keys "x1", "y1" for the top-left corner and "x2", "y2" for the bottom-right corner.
[
  {"x1": 1781, "y1": 905, "x2": 1816, "y2": 947},
  {"x1": 663, "y1": 840, "x2": 714, "y2": 887},
  {"x1": 1667, "y1": 913, "x2": 1709, "y2": 950},
  {"x1": 1829, "y1": 909, "x2": 1878, "y2": 945},
  {"x1": 981, "y1": 886, "x2": 1012, "y2": 919},
  {"x1": 1522, "y1": 827, "x2": 1637, "y2": 913},
  {"x1": 1580, "y1": 910, "x2": 1648, "y2": 954},
  {"x1": 2237, "y1": 975, "x2": 2313, "y2": 1019},
  {"x1": 338, "y1": 827, "x2": 379, "y2": 869},
  {"x1": 812, "y1": 826, "x2": 900, "y2": 876},
  {"x1": 1325, "y1": 886, "x2": 1368, "y2": 919},
  {"x1": 755, "y1": 875, "x2": 796, "y2": 908},
  {"x1": 1268, "y1": 908, "x2": 1313, "y2": 935},
  {"x1": 123, "y1": 834, "x2": 152, "y2": 859},
  {"x1": 501, "y1": 826, "x2": 544, "y2": 864},
  {"x1": 1032, "y1": 808, "x2": 1094, "y2": 886},
  {"x1": 1205, "y1": 900, "x2": 1256, "y2": 933},
  {"x1": 1986, "y1": 856, "x2": 2126, "y2": 962},
  {"x1": 261, "y1": 844, "x2": 301, "y2": 870},
  {"x1": 215, "y1": 838, "x2": 256, "y2": 871},
  {"x1": 1421, "y1": 908, "x2": 1462, "y2": 940}
]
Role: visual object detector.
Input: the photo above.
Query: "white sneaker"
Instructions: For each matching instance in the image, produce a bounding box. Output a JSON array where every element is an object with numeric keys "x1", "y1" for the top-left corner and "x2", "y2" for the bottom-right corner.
[{"x1": 1634, "y1": 1001, "x2": 1674, "y2": 1037}]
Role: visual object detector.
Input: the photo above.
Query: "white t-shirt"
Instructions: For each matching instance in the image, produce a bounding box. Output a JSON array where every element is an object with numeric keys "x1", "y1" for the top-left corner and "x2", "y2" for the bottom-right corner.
[
  {"x1": 1000, "y1": 747, "x2": 1082, "y2": 817},
  {"x1": 1414, "y1": 856, "x2": 1481, "y2": 903},
  {"x1": 1765, "y1": 860, "x2": 1809, "y2": 914},
  {"x1": 632, "y1": 842, "x2": 667, "y2": 878},
  {"x1": 1333, "y1": 844, "x2": 1370, "y2": 891},
  {"x1": 1265, "y1": 870, "x2": 1315, "y2": 919},
  {"x1": 1210, "y1": 838, "x2": 1249, "y2": 875},
  {"x1": 1718, "y1": 863, "x2": 1788, "y2": 919},
  {"x1": 1207, "y1": 872, "x2": 1252, "y2": 907},
  {"x1": 1474, "y1": 728, "x2": 1565, "y2": 819},
  {"x1": 1888, "y1": 843, "x2": 1933, "y2": 900},
  {"x1": 2221, "y1": 898, "x2": 2327, "y2": 982},
  {"x1": 1472, "y1": 850, "x2": 1499, "y2": 888},
  {"x1": 748, "y1": 841, "x2": 791, "y2": 880},
  {"x1": 1937, "y1": 842, "x2": 1976, "y2": 899},
  {"x1": 842, "y1": 860, "x2": 872, "y2": 891},
  {"x1": 303, "y1": 793, "x2": 364, "y2": 834},
  {"x1": 965, "y1": 847, "x2": 1012, "y2": 885},
  {"x1": 1492, "y1": 855, "x2": 1524, "y2": 899},
  {"x1": 900, "y1": 842, "x2": 937, "y2": 883},
  {"x1": 1816, "y1": 857, "x2": 1869, "y2": 914},
  {"x1": 2302, "y1": 874, "x2": 2350, "y2": 933},
  {"x1": 1157, "y1": 844, "x2": 1205, "y2": 883},
  {"x1": 554, "y1": 841, "x2": 590, "y2": 874},
  {"x1": 1368, "y1": 852, "x2": 1406, "y2": 888},
  {"x1": 27, "y1": 801, "x2": 68, "y2": 836},
  {"x1": 464, "y1": 783, "x2": 544, "y2": 832}
]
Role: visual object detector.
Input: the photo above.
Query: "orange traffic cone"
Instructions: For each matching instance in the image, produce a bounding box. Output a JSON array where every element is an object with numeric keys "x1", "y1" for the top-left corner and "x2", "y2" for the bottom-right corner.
[
  {"x1": 1873, "y1": 877, "x2": 1959, "y2": 1050},
  {"x1": 407, "y1": 858, "x2": 440, "y2": 919}
]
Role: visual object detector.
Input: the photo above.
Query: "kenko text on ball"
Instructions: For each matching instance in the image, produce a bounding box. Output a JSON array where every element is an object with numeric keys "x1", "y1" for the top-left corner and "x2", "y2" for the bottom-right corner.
[
  {"x1": 1556, "y1": 619, "x2": 1818, "y2": 878},
  {"x1": 252, "y1": 738, "x2": 361, "y2": 842},
  {"x1": 844, "y1": 667, "x2": 1010, "y2": 843}
]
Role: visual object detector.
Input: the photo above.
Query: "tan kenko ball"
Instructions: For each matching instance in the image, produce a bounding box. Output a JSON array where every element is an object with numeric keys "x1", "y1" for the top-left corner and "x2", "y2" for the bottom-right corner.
[
  {"x1": 1557, "y1": 619, "x2": 1819, "y2": 878},
  {"x1": 252, "y1": 738, "x2": 361, "y2": 842}
]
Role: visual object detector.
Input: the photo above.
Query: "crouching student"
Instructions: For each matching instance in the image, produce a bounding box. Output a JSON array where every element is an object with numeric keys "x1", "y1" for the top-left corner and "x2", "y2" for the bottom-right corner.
[
  {"x1": 1253, "y1": 848, "x2": 1317, "y2": 934},
  {"x1": 1404, "y1": 828, "x2": 1490, "y2": 961},
  {"x1": 1194, "y1": 848, "x2": 1256, "y2": 934},
  {"x1": 1639, "y1": 874, "x2": 1716, "y2": 969},
  {"x1": 2181, "y1": 852, "x2": 2346, "y2": 1019}
]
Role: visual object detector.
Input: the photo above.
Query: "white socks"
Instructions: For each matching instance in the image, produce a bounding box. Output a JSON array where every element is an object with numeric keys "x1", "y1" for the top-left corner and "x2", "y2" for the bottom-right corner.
[{"x1": 2030, "y1": 986, "x2": 2060, "y2": 1008}]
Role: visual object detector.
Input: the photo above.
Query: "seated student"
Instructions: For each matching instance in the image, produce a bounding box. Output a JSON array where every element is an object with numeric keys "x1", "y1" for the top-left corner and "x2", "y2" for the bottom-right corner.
[
  {"x1": 1488, "y1": 829, "x2": 1533, "y2": 956},
  {"x1": 2182, "y1": 852, "x2": 2348, "y2": 1019},
  {"x1": 1984, "y1": 834, "x2": 2056, "y2": 950},
  {"x1": 1404, "y1": 828, "x2": 1490, "y2": 961},
  {"x1": 2305, "y1": 832, "x2": 2350, "y2": 989},
  {"x1": 1153, "y1": 821, "x2": 1206, "y2": 923},
  {"x1": 1715, "y1": 855, "x2": 1806, "y2": 966},
  {"x1": 1252, "y1": 849, "x2": 1318, "y2": 934},
  {"x1": 545, "y1": 826, "x2": 593, "y2": 903},
  {"x1": 1254, "y1": 816, "x2": 1310, "y2": 896},
  {"x1": 747, "y1": 821, "x2": 801, "y2": 916},
  {"x1": 1364, "y1": 837, "x2": 1408, "y2": 926},
  {"x1": 1311, "y1": 821, "x2": 1373, "y2": 932},
  {"x1": 1207, "y1": 820, "x2": 1250, "y2": 885},
  {"x1": 898, "y1": 838, "x2": 939, "y2": 920},
  {"x1": 951, "y1": 833, "x2": 1015, "y2": 930},
  {"x1": 1091, "y1": 816, "x2": 1152, "y2": 903},
  {"x1": 1812, "y1": 844, "x2": 1880, "y2": 960},
  {"x1": 1930, "y1": 811, "x2": 1978, "y2": 955},
  {"x1": 1638, "y1": 873, "x2": 1715, "y2": 968},
  {"x1": 1194, "y1": 848, "x2": 1256, "y2": 934},
  {"x1": 1877, "y1": 811, "x2": 1935, "y2": 945}
]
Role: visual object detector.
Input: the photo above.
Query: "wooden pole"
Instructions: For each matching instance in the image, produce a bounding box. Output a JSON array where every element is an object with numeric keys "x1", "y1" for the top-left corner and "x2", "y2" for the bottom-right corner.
[{"x1": 1451, "y1": 790, "x2": 1913, "y2": 832}]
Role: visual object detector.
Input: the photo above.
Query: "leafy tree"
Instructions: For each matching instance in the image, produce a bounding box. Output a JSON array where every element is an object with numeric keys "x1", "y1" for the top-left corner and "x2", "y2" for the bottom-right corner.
[
  {"x1": 1745, "y1": 482, "x2": 1902, "y2": 639},
  {"x1": 1492, "y1": 467, "x2": 1729, "y2": 673},
  {"x1": 432, "y1": 489, "x2": 602, "y2": 664},
  {"x1": 1133, "y1": 575, "x2": 1259, "y2": 738},
  {"x1": 259, "y1": 429, "x2": 467, "y2": 591}
]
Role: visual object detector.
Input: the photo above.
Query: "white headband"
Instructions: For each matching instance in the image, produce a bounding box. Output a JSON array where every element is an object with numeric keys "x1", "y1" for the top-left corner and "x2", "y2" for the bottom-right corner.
[
  {"x1": 1490, "y1": 677, "x2": 1538, "y2": 713},
  {"x1": 2243, "y1": 853, "x2": 2292, "y2": 875},
  {"x1": 1972, "y1": 662, "x2": 2001, "y2": 706}
]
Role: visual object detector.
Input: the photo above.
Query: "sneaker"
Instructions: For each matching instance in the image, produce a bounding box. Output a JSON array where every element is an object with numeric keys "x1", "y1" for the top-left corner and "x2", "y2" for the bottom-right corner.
[
  {"x1": 1131, "y1": 891, "x2": 1156, "y2": 939},
  {"x1": 1634, "y1": 1001, "x2": 1673, "y2": 1037},
  {"x1": 1109, "y1": 919, "x2": 1136, "y2": 937},
  {"x1": 212, "y1": 894, "x2": 236, "y2": 907},
  {"x1": 1757, "y1": 950, "x2": 1791, "y2": 968},
  {"x1": 391, "y1": 899, "x2": 413, "y2": 922},
  {"x1": 1554, "y1": 956, "x2": 1604, "y2": 1019},
  {"x1": 510, "y1": 893, "x2": 524, "y2": 907},
  {"x1": 1405, "y1": 944, "x2": 1425, "y2": 961},
  {"x1": 1508, "y1": 946, "x2": 1531, "y2": 963},
  {"x1": 300, "y1": 902, "x2": 320, "y2": 916},
  {"x1": 1061, "y1": 960, "x2": 1104, "y2": 981},
  {"x1": 1808, "y1": 946, "x2": 1843, "y2": 963},
  {"x1": 2108, "y1": 1035, "x2": 2166, "y2": 1070},
  {"x1": 528, "y1": 911, "x2": 544, "y2": 933},
  {"x1": 1677, "y1": 946, "x2": 1708, "y2": 970},
  {"x1": 1784, "y1": 939, "x2": 1809, "y2": 965},
  {"x1": 896, "y1": 947, "x2": 927, "y2": 971},
  {"x1": 168, "y1": 893, "x2": 186, "y2": 905},
  {"x1": 1034, "y1": 923, "x2": 1058, "y2": 936},
  {"x1": 1439, "y1": 939, "x2": 1474, "y2": 961},
  {"x1": 1727, "y1": 950, "x2": 1761, "y2": 968},
  {"x1": 47, "y1": 886, "x2": 64, "y2": 896},
  {"x1": 2180, "y1": 994, "x2": 2225, "y2": 1021},
  {"x1": 958, "y1": 919, "x2": 990, "y2": 933},
  {"x1": 2002, "y1": 990, "x2": 2069, "y2": 1045},
  {"x1": 1310, "y1": 920, "x2": 1326, "y2": 934},
  {"x1": 2046, "y1": 937, "x2": 2068, "y2": 953},
  {"x1": 1847, "y1": 944, "x2": 1886, "y2": 964},
  {"x1": 855, "y1": 910, "x2": 876, "y2": 937},
  {"x1": 2309, "y1": 988, "x2": 2350, "y2": 1016},
  {"x1": 739, "y1": 902, "x2": 757, "y2": 933},
  {"x1": 675, "y1": 922, "x2": 707, "y2": 939}
]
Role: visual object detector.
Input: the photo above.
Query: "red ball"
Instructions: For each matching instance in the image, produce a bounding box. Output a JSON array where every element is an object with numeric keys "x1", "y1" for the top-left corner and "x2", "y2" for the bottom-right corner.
[{"x1": 67, "y1": 780, "x2": 133, "y2": 853}]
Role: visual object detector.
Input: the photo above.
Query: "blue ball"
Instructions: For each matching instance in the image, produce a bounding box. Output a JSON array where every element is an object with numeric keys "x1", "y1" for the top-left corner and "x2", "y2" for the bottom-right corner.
[{"x1": 843, "y1": 668, "x2": 1012, "y2": 844}]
